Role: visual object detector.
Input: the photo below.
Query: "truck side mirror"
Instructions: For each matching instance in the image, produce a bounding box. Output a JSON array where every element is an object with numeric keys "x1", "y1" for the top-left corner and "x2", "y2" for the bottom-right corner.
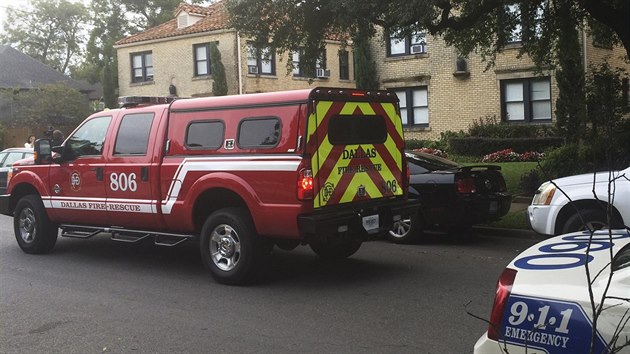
[{"x1": 34, "y1": 139, "x2": 52, "y2": 164}]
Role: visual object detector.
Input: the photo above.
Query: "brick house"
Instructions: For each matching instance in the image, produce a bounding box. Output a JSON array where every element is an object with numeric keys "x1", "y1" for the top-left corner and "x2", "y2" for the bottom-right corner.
[
  {"x1": 114, "y1": 2, "x2": 355, "y2": 99},
  {"x1": 373, "y1": 26, "x2": 630, "y2": 140},
  {"x1": 115, "y1": 2, "x2": 630, "y2": 141}
]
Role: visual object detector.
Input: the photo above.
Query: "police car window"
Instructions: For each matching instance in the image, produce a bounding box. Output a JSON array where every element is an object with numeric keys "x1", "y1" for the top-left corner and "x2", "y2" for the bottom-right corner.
[
  {"x1": 114, "y1": 113, "x2": 154, "y2": 155},
  {"x1": 67, "y1": 116, "x2": 111, "y2": 158},
  {"x1": 328, "y1": 115, "x2": 387, "y2": 145},
  {"x1": 238, "y1": 117, "x2": 280, "y2": 148},
  {"x1": 0, "y1": 153, "x2": 7, "y2": 167},
  {"x1": 613, "y1": 243, "x2": 630, "y2": 271},
  {"x1": 186, "y1": 121, "x2": 224, "y2": 149}
]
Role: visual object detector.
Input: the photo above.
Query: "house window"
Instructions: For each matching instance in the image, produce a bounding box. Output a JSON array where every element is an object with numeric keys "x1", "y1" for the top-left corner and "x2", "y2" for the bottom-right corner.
[
  {"x1": 387, "y1": 30, "x2": 427, "y2": 57},
  {"x1": 292, "y1": 49, "x2": 326, "y2": 77},
  {"x1": 247, "y1": 44, "x2": 275, "y2": 75},
  {"x1": 131, "y1": 51, "x2": 153, "y2": 83},
  {"x1": 392, "y1": 87, "x2": 429, "y2": 126},
  {"x1": 501, "y1": 78, "x2": 551, "y2": 122},
  {"x1": 506, "y1": 4, "x2": 522, "y2": 43},
  {"x1": 339, "y1": 50, "x2": 349, "y2": 80},
  {"x1": 194, "y1": 43, "x2": 211, "y2": 76}
]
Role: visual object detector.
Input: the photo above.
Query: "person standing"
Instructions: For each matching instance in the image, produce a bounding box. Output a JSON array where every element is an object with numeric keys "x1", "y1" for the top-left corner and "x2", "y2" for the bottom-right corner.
[{"x1": 24, "y1": 135, "x2": 35, "y2": 148}]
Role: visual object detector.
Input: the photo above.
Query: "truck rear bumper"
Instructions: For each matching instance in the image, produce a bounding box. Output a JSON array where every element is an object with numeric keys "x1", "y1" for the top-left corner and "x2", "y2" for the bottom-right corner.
[{"x1": 298, "y1": 198, "x2": 421, "y2": 239}]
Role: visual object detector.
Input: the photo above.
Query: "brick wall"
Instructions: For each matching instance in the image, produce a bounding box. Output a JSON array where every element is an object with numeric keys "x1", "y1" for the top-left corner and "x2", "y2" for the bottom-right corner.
[
  {"x1": 372, "y1": 27, "x2": 559, "y2": 141},
  {"x1": 116, "y1": 31, "x2": 356, "y2": 99}
]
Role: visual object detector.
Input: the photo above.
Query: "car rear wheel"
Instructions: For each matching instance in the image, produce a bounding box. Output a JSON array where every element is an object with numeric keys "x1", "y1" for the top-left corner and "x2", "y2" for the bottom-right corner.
[
  {"x1": 199, "y1": 207, "x2": 270, "y2": 285},
  {"x1": 560, "y1": 208, "x2": 621, "y2": 234},
  {"x1": 387, "y1": 212, "x2": 422, "y2": 244},
  {"x1": 14, "y1": 194, "x2": 58, "y2": 254}
]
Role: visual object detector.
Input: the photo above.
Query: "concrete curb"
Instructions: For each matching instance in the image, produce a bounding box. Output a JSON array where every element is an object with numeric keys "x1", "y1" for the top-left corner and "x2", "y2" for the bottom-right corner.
[{"x1": 473, "y1": 225, "x2": 547, "y2": 240}]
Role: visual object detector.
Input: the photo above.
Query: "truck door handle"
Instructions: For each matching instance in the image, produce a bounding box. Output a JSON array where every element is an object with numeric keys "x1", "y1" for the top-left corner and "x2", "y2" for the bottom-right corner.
[
  {"x1": 141, "y1": 167, "x2": 149, "y2": 181},
  {"x1": 95, "y1": 167, "x2": 103, "y2": 181}
]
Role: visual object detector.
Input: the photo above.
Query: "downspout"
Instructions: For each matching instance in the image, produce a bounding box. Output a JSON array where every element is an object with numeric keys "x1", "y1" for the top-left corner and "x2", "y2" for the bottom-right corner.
[{"x1": 237, "y1": 31, "x2": 243, "y2": 94}]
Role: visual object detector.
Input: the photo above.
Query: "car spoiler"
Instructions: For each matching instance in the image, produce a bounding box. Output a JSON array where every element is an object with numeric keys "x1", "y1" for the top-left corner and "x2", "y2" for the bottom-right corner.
[{"x1": 460, "y1": 165, "x2": 501, "y2": 172}]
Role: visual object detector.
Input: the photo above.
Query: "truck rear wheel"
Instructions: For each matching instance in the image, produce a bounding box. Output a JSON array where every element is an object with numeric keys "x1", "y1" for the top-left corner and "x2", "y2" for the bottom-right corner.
[
  {"x1": 309, "y1": 237, "x2": 362, "y2": 260},
  {"x1": 14, "y1": 194, "x2": 58, "y2": 254},
  {"x1": 199, "y1": 207, "x2": 269, "y2": 285}
]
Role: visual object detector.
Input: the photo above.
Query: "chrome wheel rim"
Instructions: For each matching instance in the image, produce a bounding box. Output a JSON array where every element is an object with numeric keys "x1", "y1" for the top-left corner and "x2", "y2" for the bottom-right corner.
[
  {"x1": 209, "y1": 224, "x2": 241, "y2": 271},
  {"x1": 18, "y1": 207, "x2": 37, "y2": 244},
  {"x1": 389, "y1": 217, "x2": 411, "y2": 238}
]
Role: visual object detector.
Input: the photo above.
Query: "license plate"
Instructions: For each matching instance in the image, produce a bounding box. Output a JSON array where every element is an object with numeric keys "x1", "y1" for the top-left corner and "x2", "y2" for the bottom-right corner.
[
  {"x1": 489, "y1": 201, "x2": 498, "y2": 213},
  {"x1": 362, "y1": 214, "x2": 379, "y2": 231}
]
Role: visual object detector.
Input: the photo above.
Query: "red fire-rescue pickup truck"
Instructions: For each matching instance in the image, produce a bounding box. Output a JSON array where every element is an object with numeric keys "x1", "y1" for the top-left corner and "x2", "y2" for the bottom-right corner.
[{"x1": 0, "y1": 87, "x2": 419, "y2": 284}]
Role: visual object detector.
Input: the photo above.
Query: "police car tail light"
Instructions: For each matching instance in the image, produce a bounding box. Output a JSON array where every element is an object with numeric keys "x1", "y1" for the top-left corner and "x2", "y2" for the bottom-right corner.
[
  {"x1": 488, "y1": 268, "x2": 517, "y2": 340},
  {"x1": 498, "y1": 176, "x2": 507, "y2": 192},
  {"x1": 456, "y1": 176, "x2": 476, "y2": 194},
  {"x1": 297, "y1": 168, "x2": 314, "y2": 200}
]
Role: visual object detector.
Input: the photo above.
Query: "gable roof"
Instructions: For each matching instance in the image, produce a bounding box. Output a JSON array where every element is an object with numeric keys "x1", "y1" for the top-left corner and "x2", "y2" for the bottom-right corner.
[
  {"x1": 0, "y1": 45, "x2": 93, "y2": 93},
  {"x1": 115, "y1": 1, "x2": 228, "y2": 46}
]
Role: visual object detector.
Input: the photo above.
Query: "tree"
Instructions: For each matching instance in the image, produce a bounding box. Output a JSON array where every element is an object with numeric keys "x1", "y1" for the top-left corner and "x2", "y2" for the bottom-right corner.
[
  {"x1": 0, "y1": 83, "x2": 91, "y2": 128},
  {"x1": 0, "y1": 0, "x2": 88, "y2": 73},
  {"x1": 209, "y1": 43, "x2": 228, "y2": 96},
  {"x1": 120, "y1": 0, "x2": 204, "y2": 31},
  {"x1": 227, "y1": 0, "x2": 629, "y2": 71},
  {"x1": 353, "y1": 28, "x2": 379, "y2": 90},
  {"x1": 71, "y1": 0, "x2": 131, "y2": 109}
]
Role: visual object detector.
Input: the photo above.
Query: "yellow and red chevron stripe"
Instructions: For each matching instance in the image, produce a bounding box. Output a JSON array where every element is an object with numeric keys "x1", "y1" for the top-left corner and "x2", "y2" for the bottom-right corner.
[{"x1": 306, "y1": 100, "x2": 404, "y2": 208}]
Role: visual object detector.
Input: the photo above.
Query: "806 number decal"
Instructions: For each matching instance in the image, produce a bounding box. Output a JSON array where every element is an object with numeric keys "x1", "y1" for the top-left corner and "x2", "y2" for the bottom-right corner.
[{"x1": 110, "y1": 172, "x2": 137, "y2": 192}]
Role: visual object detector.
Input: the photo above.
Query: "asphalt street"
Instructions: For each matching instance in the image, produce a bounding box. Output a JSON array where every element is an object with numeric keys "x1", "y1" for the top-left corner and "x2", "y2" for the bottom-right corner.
[{"x1": 0, "y1": 214, "x2": 540, "y2": 353}]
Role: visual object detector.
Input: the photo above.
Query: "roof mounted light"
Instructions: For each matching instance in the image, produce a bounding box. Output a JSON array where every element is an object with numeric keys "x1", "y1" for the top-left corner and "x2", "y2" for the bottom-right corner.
[{"x1": 118, "y1": 96, "x2": 178, "y2": 108}]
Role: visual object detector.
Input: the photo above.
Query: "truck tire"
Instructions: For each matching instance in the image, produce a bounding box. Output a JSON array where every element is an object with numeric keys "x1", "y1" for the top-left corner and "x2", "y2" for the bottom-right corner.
[
  {"x1": 309, "y1": 237, "x2": 362, "y2": 260},
  {"x1": 387, "y1": 212, "x2": 422, "y2": 244},
  {"x1": 199, "y1": 207, "x2": 269, "y2": 285},
  {"x1": 14, "y1": 194, "x2": 58, "y2": 254},
  {"x1": 560, "y1": 208, "x2": 620, "y2": 234}
]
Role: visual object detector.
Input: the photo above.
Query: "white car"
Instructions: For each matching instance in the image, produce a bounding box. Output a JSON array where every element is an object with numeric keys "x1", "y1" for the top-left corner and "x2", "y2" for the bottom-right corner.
[
  {"x1": 528, "y1": 169, "x2": 629, "y2": 236},
  {"x1": 474, "y1": 229, "x2": 630, "y2": 354}
]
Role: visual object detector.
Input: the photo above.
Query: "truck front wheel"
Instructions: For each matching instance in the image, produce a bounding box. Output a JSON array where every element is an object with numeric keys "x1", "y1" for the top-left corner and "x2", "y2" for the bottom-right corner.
[
  {"x1": 14, "y1": 195, "x2": 58, "y2": 254},
  {"x1": 199, "y1": 207, "x2": 269, "y2": 285}
]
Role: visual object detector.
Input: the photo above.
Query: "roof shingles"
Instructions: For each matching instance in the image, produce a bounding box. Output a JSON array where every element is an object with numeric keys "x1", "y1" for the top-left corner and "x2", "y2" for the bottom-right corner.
[{"x1": 116, "y1": 1, "x2": 228, "y2": 46}]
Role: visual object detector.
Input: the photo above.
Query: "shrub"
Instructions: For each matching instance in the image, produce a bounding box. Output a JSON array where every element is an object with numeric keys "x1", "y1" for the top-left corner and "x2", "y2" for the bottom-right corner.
[
  {"x1": 519, "y1": 169, "x2": 543, "y2": 196},
  {"x1": 482, "y1": 149, "x2": 544, "y2": 163},
  {"x1": 411, "y1": 147, "x2": 448, "y2": 159},
  {"x1": 450, "y1": 137, "x2": 564, "y2": 156},
  {"x1": 468, "y1": 115, "x2": 557, "y2": 138}
]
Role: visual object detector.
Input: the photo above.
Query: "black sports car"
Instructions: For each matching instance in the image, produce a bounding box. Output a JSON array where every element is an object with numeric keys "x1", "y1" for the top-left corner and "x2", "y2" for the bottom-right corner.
[{"x1": 389, "y1": 151, "x2": 512, "y2": 243}]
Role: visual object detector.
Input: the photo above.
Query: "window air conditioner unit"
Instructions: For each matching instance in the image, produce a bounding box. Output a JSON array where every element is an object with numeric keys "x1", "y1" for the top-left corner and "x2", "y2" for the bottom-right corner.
[
  {"x1": 248, "y1": 65, "x2": 259, "y2": 74},
  {"x1": 410, "y1": 44, "x2": 426, "y2": 54},
  {"x1": 316, "y1": 68, "x2": 330, "y2": 78}
]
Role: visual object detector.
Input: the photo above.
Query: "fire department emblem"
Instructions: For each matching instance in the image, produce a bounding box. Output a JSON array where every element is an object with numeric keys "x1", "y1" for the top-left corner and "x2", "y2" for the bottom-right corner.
[
  {"x1": 70, "y1": 171, "x2": 81, "y2": 191},
  {"x1": 322, "y1": 182, "x2": 335, "y2": 202}
]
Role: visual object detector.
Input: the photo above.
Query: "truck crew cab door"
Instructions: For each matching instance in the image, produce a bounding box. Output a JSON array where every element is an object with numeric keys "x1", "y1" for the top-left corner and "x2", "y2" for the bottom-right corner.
[
  {"x1": 47, "y1": 115, "x2": 112, "y2": 225},
  {"x1": 104, "y1": 111, "x2": 163, "y2": 229}
]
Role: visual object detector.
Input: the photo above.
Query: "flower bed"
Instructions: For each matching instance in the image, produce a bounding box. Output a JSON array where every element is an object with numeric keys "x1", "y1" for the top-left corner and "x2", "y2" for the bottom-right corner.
[{"x1": 482, "y1": 149, "x2": 544, "y2": 163}]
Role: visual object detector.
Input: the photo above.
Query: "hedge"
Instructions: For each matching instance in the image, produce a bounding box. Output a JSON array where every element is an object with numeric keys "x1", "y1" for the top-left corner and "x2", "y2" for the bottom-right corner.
[{"x1": 449, "y1": 137, "x2": 565, "y2": 156}]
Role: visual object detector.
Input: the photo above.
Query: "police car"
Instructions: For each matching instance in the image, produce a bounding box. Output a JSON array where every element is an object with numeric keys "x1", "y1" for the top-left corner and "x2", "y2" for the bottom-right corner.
[{"x1": 474, "y1": 229, "x2": 630, "y2": 353}]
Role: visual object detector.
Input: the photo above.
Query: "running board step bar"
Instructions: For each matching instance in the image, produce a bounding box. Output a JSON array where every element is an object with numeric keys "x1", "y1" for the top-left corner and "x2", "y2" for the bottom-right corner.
[{"x1": 60, "y1": 224, "x2": 195, "y2": 247}]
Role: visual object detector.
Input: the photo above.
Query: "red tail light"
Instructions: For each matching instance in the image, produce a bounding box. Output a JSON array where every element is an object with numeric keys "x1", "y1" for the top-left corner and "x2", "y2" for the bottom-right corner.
[
  {"x1": 488, "y1": 268, "x2": 517, "y2": 340},
  {"x1": 456, "y1": 176, "x2": 476, "y2": 194},
  {"x1": 297, "y1": 168, "x2": 313, "y2": 200}
]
